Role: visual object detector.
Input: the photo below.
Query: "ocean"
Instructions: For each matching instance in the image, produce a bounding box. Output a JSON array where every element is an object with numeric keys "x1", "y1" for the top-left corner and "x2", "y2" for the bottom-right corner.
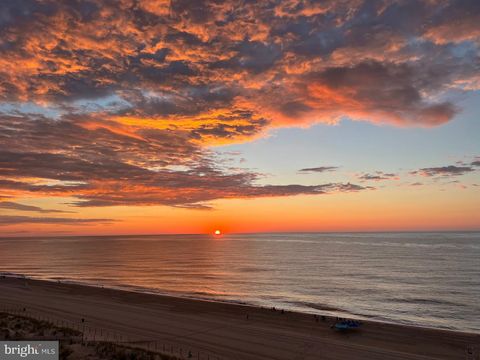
[{"x1": 1, "y1": 232, "x2": 479, "y2": 333}]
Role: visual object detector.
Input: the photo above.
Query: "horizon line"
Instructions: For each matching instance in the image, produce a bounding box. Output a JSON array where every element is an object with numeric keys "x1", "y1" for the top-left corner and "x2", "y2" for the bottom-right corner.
[{"x1": 1, "y1": 229, "x2": 480, "y2": 239}]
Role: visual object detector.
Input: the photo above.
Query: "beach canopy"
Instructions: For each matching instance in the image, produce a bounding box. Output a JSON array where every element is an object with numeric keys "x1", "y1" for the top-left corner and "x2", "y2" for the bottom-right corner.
[{"x1": 334, "y1": 321, "x2": 361, "y2": 331}]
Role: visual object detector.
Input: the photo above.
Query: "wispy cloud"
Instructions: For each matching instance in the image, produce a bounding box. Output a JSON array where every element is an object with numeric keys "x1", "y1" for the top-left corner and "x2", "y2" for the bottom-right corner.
[
  {"x1": 412, "y1": 165, "x2": 475, "y2": 177},
  {"x1": 357, "y1": 172, "x2": 399, "y2": 182},
  {"x1": 0, "y1": 215, "x2": 115, "y2": 226},
  {"x1": 0, "y1": 201, "x2": 73, "y2": 213},
  {"x1": 299, "y1": 166, "x2": 338, "y2": 173},
  {"x1": 0, "y1": 112, "x2": 369, "y2": 209},
  {"x1": 409, "y1": 182, "x2": 423, "y2": 187}
]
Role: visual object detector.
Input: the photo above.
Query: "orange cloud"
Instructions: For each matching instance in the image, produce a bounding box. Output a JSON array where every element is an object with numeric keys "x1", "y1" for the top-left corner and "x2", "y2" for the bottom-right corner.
[{"x1": 0, "y1": 0, "x2": 479, "y2": 215}]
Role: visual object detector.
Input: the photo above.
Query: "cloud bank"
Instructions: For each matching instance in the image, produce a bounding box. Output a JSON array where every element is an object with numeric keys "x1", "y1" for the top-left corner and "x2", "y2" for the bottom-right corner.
[{"x1": 1, "y1": 0, "x2": 479, "y2": 211}]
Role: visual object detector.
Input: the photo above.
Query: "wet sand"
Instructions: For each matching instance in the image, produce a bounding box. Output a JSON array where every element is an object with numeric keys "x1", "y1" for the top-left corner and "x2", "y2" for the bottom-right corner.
[{"x1": 0, "y1": 277, "x2": 478, "y2": 359}]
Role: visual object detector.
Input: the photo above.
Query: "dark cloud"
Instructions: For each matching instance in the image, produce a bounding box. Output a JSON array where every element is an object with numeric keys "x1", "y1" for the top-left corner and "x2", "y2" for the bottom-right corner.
[
  {"x1": 299, "y1": 166, "x2": 338, "y2": 173},
  {"x1": 0, "y1": 201, "x2": 72, "y2": 213},
  {"x1": 413, "y1": 165, "x2": 475, "y2": 177},
  {"x1": 71, "y1": 181, "x2": 372, "y2": 208},
  {"x1": 303, "y1": 60, "x2": 458, "y2": 126},
  {"x1": 358, "y1": 172, "x2": 398, "y2": 181},
  {"x1": 289, "y1": 25, "x2": 345, "y2": 56},
  {"x1": 211, "y1": 40, "x2": 282, "y2": 73},
  {"x1": 280, "y1": 101, "x2": 314, "y2": 118},
  {"x1": 191, "y1": 118, "x2": 268, "y2": 140},
  {"x1": 0, "y1": 215, "x2": 114, "y2": 226},
  {"x1": 409, "y1": 182, "x2": 423, "y2": 187},
  {"x1": 136, "y1": 60, "x2": 197, "y2": 84},
  {"x1": 0, "y1": 113, "x2": 202, "y2": 169},
  {"x1": 118, "y1": 85, "x2": 238, "y2": 118},
  {"x1": 0, "y1": 112, "x2": 368, "y2": 209},
  {"x1": 423, "y1": 0, "x2": 480, "y2": 44},
  {"x1": 170, "y1": 0, "x2": 214, "y2": 24}
]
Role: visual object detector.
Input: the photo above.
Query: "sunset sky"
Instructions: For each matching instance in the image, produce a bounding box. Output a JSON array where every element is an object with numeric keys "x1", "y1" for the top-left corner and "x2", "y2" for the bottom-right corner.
[{"x1": 0, "y1": 0, "x2": 479, "y2": 236}]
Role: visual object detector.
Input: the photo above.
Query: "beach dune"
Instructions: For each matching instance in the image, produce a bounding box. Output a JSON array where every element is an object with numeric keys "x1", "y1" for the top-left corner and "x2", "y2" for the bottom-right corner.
[{"x1": 0, "y1": 277, "x2": 478, "y2": 360}]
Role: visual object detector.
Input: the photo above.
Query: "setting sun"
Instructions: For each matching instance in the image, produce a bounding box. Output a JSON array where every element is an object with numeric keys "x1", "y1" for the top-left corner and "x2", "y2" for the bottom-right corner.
[{"x1": 214, "y1": 230, "x2": 221, "y2": 235}]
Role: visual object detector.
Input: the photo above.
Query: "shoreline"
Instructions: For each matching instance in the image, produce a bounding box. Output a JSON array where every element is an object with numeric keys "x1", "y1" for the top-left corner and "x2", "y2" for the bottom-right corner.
[
  {"x1": 1, "y1": 276, "x2": 479, "y2": 359},
  {"x1": 0, "y1": 272, "x2": 346, "y2": 317},
  {"x1": 1, "y1": 272, "x2": 477, "y2": 336}
]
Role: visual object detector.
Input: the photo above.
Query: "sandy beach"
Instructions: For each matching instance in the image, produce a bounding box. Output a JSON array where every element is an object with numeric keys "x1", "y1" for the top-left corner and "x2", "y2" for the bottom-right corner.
[{"x1": 0, "y1": 277, "x2": 478, "y2": 359}]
